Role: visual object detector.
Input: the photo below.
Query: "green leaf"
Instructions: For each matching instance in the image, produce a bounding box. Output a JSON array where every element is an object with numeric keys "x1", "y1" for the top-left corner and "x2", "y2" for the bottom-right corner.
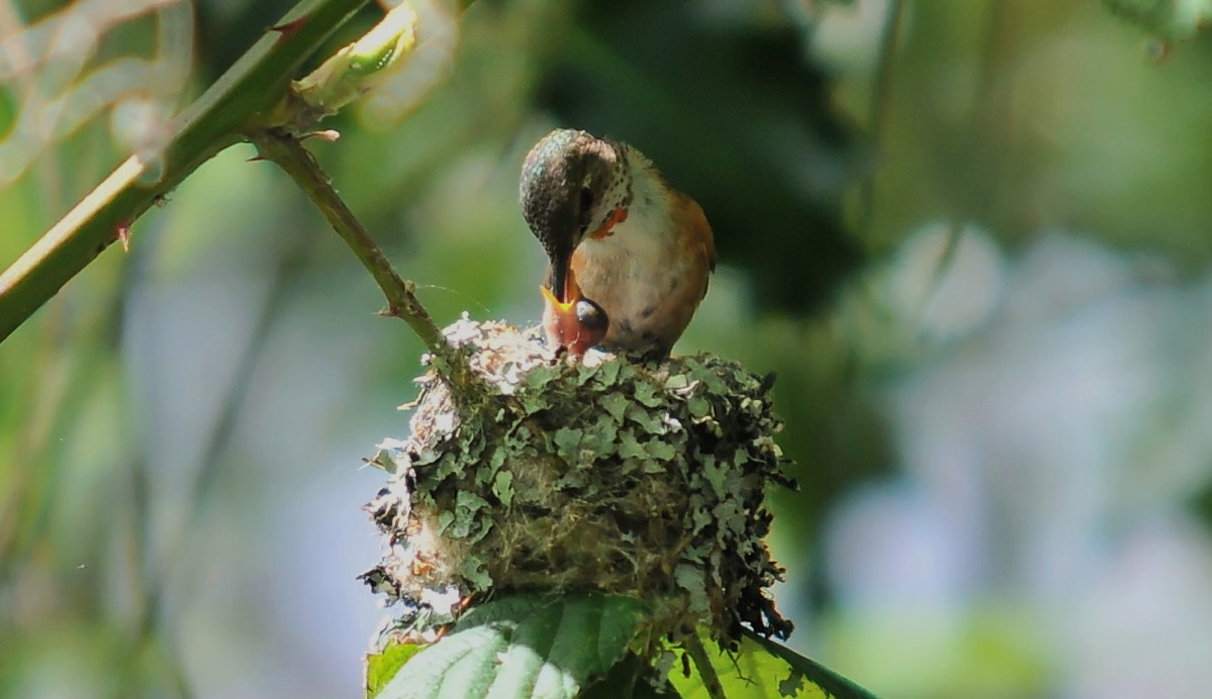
[
  {"x1": 673, "y1": 566, "x2": 710, "y2": 616},
  {"x1": 374, "y1": 593, "x2": 649, "y2": 699},
  {"x1": 447, "y1": 491, "x2": 490, "y2": 539},
  {"x1": 492, "y1": 470, "x2": 514, "y2": 506},
  {"x1": 633, "y1": 382, "x2": 664, "y2": 408},
  {"x1": 645, "y1": 440, "x2": 677, "y2": 461},
  {"x1": 523, "y1": 364, "x2": 560, "y2": 393},
  {"x1": 553, "y1": 427, "x2": 583, "y2": 459},
  {"x1": 669, "y1": 630, "x2": 878, "y2": 699},
  {"x1": 602, "y1": 392, "x2": 630, "y2": 422},
  {"x1": 580, "y1": 653, "x2": 684, "y2": 698},
  {"x1": 618, "y1": 430, "x2": 648, "y2": 460},
  {"x1": 595, "y1": 360, "x2": 622, "y2": 387},
  {"x1": 664, "y1": 374, "x2": 691, "y2": 391},
  {"x1": 458, "y1": 556, "x2": 493, "y2": 590},
  {"x1": 626, "y1": 404, "x2": 668, "y2": 435},
  {"x1": 367, "y1": 641, "x2": 425, "y2": 699}
]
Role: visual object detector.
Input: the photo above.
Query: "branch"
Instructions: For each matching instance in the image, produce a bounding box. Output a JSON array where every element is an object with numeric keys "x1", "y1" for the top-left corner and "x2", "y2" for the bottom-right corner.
[
  {"x1": 683, "y1": 634, "x2": 728, "y2": 699},
  {"x1": 0, "y1": 0, "x2": 371, "y2": 342},
  {"x1": 250, "y1": 130, "x2": 478, "y2": 394}
]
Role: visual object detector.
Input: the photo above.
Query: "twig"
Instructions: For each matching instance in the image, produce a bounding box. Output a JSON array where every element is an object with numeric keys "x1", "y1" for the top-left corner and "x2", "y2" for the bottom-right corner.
[
  {"x1": 970, "y1": 0, "x2": 1015, "y2": 228},
  {"x1": 683, "y1": 634, "x2": 727, "y2": 699},
  {"x1": 250, "y1": 129, "x2": 478, "y2": 394},
  {"x1": 858, "y1": 0, "x2": 905, "y2": 238}
]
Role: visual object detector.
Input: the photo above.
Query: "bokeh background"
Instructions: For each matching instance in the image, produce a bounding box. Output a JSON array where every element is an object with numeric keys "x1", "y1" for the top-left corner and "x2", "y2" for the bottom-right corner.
[{"x1": 3, "y1": 0, "x2": 1212, "y2": 697}]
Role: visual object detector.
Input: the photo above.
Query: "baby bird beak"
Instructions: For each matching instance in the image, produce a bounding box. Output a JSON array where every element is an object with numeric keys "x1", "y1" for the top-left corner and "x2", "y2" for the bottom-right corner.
[{"x1": 541, "y1": 268, "x2": 609, "y2": 356}]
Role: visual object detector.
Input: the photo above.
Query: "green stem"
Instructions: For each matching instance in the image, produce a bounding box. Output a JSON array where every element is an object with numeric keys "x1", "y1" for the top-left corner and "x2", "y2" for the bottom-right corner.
[
  {"x1": 250, "y1": 130, "x2": 477, "y2": 393},
  {"x1": 683, "y1": 634, "x2": 727, "y2": 699},
  {"x1": 0, "y1": 0, "x2": 370, "y2": 342}
]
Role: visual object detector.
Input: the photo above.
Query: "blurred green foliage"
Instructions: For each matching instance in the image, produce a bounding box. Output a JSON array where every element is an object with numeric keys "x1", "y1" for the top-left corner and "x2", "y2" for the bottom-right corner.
[
  {"x1": 1103, "y1": 0, "x2": 1212, "y2": 40},
  {"x1": 3, "y1": 1, "x2": 1212, "y2": 697}
]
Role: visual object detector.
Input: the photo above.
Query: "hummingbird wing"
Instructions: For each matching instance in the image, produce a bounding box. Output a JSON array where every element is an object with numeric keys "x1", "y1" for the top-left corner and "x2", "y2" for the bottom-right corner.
[{"x1": 672, "y1": 191, "x2": 716, "y2": 300}]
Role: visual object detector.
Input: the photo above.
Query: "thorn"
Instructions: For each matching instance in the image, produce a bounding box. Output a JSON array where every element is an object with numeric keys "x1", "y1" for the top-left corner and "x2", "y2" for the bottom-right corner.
[
  {"x1": 301, "y1": 129, "x2": 341, "y2": 143},
  {"x1": 116, "y1": 222, "x2": 131, "y2": 252},
  {"x1": 268, "y1": 15, "x2": 308, "y2": 40}
]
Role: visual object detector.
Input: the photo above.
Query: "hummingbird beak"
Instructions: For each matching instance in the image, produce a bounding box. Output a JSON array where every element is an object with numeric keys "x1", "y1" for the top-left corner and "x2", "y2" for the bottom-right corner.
[{"x1": 549, "y1": 245, "x2": 574, "y2": 304}]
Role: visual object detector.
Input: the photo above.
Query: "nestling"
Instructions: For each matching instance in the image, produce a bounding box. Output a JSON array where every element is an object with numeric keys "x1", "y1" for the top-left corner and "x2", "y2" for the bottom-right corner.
[{"x1": 520, "y1": 129, "x2": 716, "y2": 358}]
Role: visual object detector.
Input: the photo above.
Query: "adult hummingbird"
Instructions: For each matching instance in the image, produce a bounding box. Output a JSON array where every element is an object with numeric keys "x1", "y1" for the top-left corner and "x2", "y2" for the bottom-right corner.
[{"x1": 519, "y1": 129, "x2": 716, "y2": 358}]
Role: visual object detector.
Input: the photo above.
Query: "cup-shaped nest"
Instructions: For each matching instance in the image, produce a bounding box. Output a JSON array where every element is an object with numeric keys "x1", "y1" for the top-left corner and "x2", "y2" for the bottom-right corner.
[{"x1": 361, "y1": 317, "x2": 793, "y2": 642}]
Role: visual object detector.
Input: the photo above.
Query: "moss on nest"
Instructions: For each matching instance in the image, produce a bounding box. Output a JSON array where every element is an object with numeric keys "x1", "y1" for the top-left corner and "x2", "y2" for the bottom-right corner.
[{"x1": 362, "y1": 316, "x2": 794, "y2": 645}]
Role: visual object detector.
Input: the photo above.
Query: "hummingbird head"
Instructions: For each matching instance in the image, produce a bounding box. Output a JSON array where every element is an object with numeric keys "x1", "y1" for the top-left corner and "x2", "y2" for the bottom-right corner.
[{"x1": 520, "y1": 129, "x2": 629, "y2": 302}]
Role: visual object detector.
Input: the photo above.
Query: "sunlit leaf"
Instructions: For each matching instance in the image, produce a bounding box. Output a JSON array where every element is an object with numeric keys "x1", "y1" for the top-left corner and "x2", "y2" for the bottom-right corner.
[
  {"x1": 371, "y1": 593, "x2": 648, "y2": 699},
  {"x1": 366, "y1": 640, "x2": 424, "y2": 699},
  {"x1": 668, "y1": 630, "x2": 878, "y2": 699}
]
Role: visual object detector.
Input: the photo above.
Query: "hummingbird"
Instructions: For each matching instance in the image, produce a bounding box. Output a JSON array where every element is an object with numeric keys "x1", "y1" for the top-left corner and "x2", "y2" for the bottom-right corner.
[{"x1": 519, "y1": 129, "x2": 716, "y2": 358}]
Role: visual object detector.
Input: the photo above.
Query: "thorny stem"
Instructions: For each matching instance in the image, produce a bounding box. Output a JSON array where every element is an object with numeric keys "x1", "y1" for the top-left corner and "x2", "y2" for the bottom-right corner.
[
  {"x1": 250, "y1": 130, "x2": 478, "y2": 394},
  {"x1": 684, "y1": 634, "x2": 728, "y2": 699},
  {"x1": 0, "y1": 0, "x2": 370, "y2": 342}
]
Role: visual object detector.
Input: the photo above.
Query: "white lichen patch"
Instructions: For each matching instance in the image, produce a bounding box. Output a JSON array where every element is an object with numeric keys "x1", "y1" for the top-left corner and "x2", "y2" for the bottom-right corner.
[{"x1": 362, "y1": 317, "x2": 794, "y2": 646}]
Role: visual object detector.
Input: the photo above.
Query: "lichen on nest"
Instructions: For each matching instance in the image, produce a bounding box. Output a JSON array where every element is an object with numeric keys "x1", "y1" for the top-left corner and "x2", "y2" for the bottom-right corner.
[{"x1": 361, "y1": 316, "x2": 795, "y2": 647}]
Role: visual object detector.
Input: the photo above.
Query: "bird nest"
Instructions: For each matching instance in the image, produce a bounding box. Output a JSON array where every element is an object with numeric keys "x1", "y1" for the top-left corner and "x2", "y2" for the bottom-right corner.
[{"x1": 361, "y1": 316, "x2": 794, "y2": 645}]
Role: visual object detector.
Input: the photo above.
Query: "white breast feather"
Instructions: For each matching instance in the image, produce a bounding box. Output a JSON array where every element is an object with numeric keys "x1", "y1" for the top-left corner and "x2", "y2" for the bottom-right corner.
[{"x1": 575, "y1": 153, "x2": 690, "y2": 346}]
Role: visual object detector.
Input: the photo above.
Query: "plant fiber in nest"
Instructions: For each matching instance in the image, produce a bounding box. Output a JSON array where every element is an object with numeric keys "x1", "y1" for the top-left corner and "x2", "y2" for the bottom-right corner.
[{"x1": 362, "y1": 317, "x2": 794, "y2": 643}]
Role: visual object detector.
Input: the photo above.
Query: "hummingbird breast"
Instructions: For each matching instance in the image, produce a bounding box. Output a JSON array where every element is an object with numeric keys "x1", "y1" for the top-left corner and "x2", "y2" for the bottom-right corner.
[{"x1": 571, "y1": 188, "x2": 713, "y2": 355}]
